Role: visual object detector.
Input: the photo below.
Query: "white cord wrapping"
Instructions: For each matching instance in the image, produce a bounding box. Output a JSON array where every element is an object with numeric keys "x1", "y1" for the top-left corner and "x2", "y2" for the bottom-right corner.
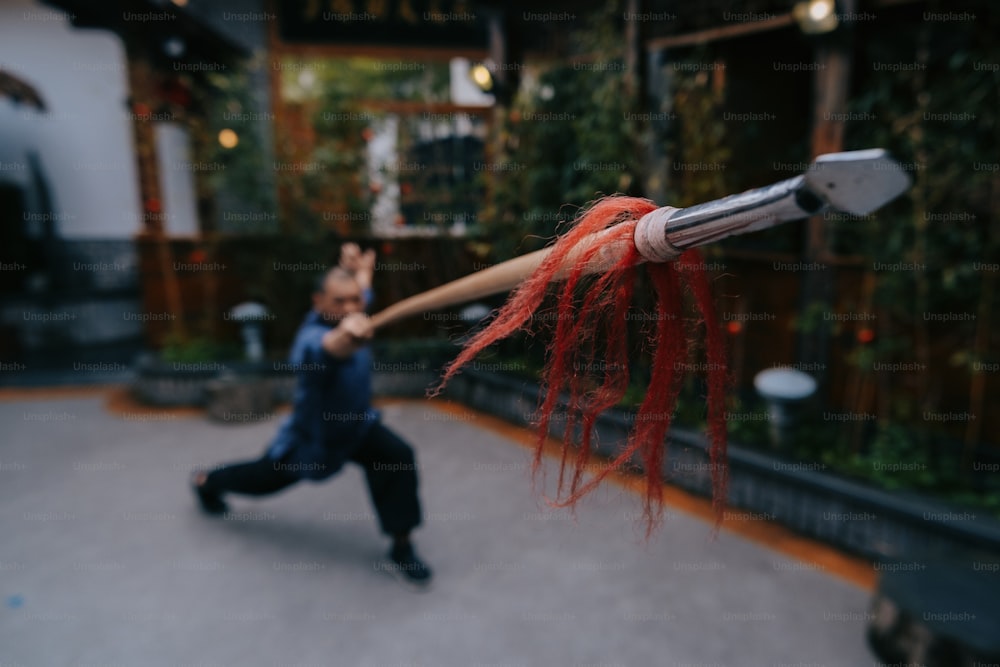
[{"x1": 633, "y1": 206, "x2": 682, "y2": 263}]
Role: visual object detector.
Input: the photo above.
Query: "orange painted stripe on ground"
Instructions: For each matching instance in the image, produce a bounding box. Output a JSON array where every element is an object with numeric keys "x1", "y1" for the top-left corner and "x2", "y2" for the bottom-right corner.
[
  {"x1": 0, "y1": 385, "x2": 119, "y2": 401},
  {"x1": 426, "y1": 398, "x2": 878, "y2": 592},
  {"x1": 0, "y1": 385, "x2": 210, "y2": 418},
  {"x1": 102, "y1": 386, "x2": 294, "y2": 420},
  {"x1": 103, "y1": 386, "x2": 206, "y2": 420}
]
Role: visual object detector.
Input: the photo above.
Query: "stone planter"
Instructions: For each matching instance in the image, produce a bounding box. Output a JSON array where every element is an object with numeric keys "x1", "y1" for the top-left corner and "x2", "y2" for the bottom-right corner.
[
  {"x1": 128, "y1": 338, "x2": 453, "y2": 410},
  {"x1": 204, "y1": 373, "x2": 278, "y2": 423},
  {"x1": 131, "y1": 354, "x2": 227, "y2": 407},
  {"x1": 131, "y1": 354, "x2": 294, "y2": 408}
]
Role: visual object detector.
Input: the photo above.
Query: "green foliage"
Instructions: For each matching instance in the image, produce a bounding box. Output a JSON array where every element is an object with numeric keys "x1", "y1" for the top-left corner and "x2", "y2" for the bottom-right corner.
[
  {"x1": 726, "y1": 408, "x2": 1000, "y2": 516},
  {"x1": 833, "y1": 20, "x2": 1000, "y2": 443},
  {"x1": 835, "y1": 423, "x2": 939, "y2": 491},
  {"x1": 483, "y1": 4, "x2": 638, "y2": 258},
  {"x1": 668, "y1": 56, "x2": 732, "y2": 207},
  {"x1": 840, "y1": 53, "x2": 996, "y2": 300},
  {"x1": 607, "y1": 375, "x2": 716, "y2": 430},
  {"x1": 724, "y1": 395, "x2": 771, "y2": 446},
  {"x1": 374, "y1": 337, "x2": 460, "y2": 373},
  {"x1": 277, "y1": 55, "x2": 481, "y2": 237},
  {"x1": 158, "y1": 333, "x2": 241, "y2": 363},
  {"x1": 199, "y1": 58, "x2": 278, "y2": 228},
  {"x1": 289, "y1": 57, "x2": 452, "y2": 104}
]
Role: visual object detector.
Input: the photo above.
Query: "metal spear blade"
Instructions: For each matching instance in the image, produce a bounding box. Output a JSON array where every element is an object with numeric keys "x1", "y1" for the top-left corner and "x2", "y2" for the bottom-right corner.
[{"x1": 804, "y1": 148, "x2": 913, "y2": 216}]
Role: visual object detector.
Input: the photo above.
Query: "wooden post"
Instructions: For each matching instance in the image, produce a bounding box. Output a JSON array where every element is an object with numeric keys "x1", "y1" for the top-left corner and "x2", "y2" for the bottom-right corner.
[
  {"x1": 127, "y1": 55, "x2": 185, "y2": 345},
  {"x1": 798, "y1": 0, "x2": 856, "y2": 383},
  {"x1": 623, "y1": 0, "x2": 641, "y2": 98}
]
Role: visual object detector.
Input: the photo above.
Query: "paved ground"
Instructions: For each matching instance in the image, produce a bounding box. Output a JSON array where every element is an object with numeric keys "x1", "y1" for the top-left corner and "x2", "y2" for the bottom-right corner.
[{"x1": 1, "y1": 389, "x2": 878, "y2": 667}]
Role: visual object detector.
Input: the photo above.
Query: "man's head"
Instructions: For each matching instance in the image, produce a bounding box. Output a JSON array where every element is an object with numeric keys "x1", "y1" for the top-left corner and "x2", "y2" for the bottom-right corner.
[{"x1": 313, "y1": 267, "x2": 363, "y2": 323}]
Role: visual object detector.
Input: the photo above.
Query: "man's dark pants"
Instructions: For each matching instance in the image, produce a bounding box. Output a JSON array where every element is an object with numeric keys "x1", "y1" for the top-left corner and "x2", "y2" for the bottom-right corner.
[{"x1": 200, "y1": 421, "x2": 421, "y2": 535}]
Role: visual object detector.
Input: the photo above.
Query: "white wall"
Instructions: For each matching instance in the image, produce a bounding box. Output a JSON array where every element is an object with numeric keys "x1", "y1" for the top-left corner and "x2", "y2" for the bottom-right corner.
[
  {"x1": 154, "y1": 123, "x2": 200, "y2": 236},
  {"x1": 0, "y1": 0, "x2": 142, "y2": 239}
]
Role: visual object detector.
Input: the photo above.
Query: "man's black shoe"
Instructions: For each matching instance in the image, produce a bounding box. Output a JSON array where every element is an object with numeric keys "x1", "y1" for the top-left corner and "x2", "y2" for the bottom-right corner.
[
  {"x1": 191, "y1": 471, "x2": 228, "y2": 515},
  {"x1": 385, "y1": 543, "x2": 433, "y2": 589}
]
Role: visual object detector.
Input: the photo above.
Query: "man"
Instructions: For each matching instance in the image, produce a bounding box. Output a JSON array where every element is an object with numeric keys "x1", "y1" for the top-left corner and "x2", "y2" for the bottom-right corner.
[{"x1": 191, "y1": 244, "x2": 432, "y2": 587}]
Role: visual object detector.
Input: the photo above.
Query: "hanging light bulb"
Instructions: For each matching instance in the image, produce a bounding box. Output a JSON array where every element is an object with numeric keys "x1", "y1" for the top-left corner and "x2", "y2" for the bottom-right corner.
[{"x1": 793, "y1": 0, "x2": 839, "y2": 34}]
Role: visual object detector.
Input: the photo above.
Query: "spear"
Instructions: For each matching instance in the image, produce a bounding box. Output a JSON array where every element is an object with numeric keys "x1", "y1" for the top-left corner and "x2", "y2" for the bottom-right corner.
[
  {"x1": 369, "y1": 149, "x2": 911, "y2": 330},
  {"x1": 368, "y1": 148, "x2": 911, "y2": 530}
]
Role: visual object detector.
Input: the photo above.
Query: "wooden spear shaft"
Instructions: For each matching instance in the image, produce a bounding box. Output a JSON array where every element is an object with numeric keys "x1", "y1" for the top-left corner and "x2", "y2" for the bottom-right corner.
[
  {"x1": 369, "y1": 230, "x2": 634, "y2": 330},
  {"x1": 369, "y1": 247, "x2": 547, "y2": 330}
]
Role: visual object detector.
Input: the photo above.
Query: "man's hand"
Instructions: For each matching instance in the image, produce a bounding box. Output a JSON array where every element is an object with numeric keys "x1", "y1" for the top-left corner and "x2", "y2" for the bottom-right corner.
[
  {"x1": 339, "y1": 243, "x2": 376, "y2": 290},
  {"x1": 321, "y1": 312, "x2": 374, "y2": 358}
]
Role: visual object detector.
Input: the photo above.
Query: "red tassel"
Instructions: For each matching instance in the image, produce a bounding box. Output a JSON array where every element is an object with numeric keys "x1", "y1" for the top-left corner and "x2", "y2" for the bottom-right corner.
[{"x1": 432, "y1": 196, "x2": 729, "y2": 535}]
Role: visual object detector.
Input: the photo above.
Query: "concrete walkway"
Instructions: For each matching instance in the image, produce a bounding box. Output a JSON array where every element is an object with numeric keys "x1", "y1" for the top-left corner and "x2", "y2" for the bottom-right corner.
[{"x1": 1, "y1": 389, "x2": 878, "y2": 667}]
